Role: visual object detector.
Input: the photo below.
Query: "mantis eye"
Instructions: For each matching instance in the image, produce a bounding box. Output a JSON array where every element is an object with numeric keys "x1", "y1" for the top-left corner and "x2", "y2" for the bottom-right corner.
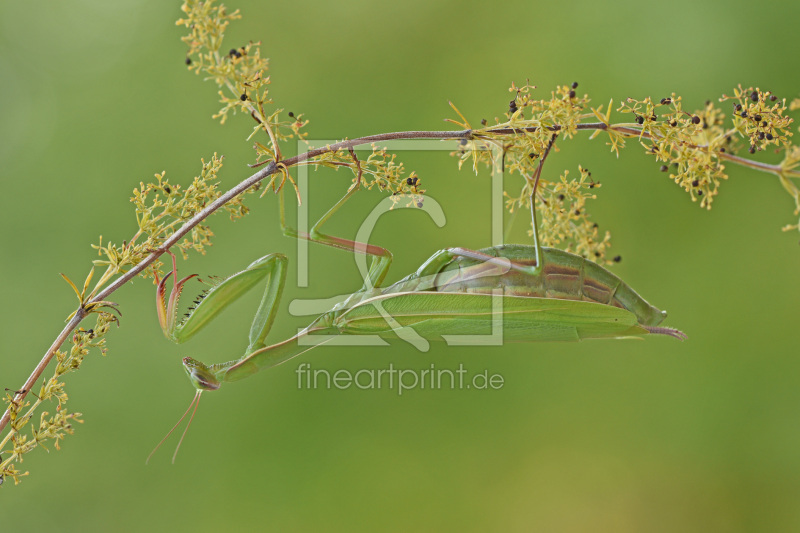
[{"x1": 182, "y1": 357, "x2": 221, "y2": 391}]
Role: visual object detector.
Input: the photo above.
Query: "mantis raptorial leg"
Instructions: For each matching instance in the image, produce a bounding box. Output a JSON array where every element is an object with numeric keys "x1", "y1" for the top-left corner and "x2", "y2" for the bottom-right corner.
[{"x1": 148, "y1": 249, "x2": 288, "y2": 464}]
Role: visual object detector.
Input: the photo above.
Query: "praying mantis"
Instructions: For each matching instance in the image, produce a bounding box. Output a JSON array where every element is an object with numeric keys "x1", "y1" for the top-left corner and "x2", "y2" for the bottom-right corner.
[{"x1": 148, "y1": 146, "x2": 684, "y2": 461}]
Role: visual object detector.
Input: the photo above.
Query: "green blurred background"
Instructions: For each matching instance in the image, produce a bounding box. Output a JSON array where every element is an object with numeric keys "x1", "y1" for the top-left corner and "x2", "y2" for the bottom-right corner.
[{"x1": 2, "y1": 0, "x2": 799, "y2": 531}]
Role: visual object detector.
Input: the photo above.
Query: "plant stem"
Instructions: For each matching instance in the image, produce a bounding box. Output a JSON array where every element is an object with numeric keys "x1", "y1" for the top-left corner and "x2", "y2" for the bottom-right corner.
[
  {"x1": 0, "y1": 128, "x2": 470, "y2": 433},
  {"x1": 1, "y1": 121, "x2": 797, "y2": 432}
]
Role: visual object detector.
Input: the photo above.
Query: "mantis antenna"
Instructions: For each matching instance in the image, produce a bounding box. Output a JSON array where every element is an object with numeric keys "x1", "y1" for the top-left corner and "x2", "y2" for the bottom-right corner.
[{"x1": 146, "y1": 390, "x2": 202, "y2": 465}]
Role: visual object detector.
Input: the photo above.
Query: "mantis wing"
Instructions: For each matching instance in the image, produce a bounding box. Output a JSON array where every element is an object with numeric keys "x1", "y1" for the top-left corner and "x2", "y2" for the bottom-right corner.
[{"x1": 332, "y1": 291, "x2": 649, "y2": 342}]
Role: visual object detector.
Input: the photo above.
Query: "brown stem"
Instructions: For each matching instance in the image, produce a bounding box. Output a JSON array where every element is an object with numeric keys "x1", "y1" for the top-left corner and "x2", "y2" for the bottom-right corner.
[
  {"x1": 1, "y1": 120, "x2": 797, "y2": 433},
  {"x1": 489, "y1": 121, "x2": 800, "y2": 178},
  {"x1": 0, "y1": 128, "x2": 472, "y2": 432},
  {"x1": 606, "y1": 124, "x2": 799, "y2": 178}
]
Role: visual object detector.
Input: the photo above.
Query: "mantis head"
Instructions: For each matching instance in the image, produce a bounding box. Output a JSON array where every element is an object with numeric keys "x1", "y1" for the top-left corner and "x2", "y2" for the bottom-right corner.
[{"x1": 182, "y1": 357, "x2": 221, "y2": 391}]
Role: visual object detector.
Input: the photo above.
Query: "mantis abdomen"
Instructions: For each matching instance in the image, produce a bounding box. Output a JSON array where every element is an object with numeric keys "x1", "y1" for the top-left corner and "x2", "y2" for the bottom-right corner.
[{"x1": 388, "y1": 245, "x2": 668, "y2": 328}]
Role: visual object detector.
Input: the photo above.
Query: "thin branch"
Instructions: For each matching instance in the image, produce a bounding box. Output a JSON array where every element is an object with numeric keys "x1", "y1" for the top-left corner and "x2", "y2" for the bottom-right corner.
[
  {"x1": 487, "y1": 122, "x2": 800, "y2": 178},
  {"x1": 604, "y1": 124, "x2": 800, "y2": 178},
  {"x1": 2, "y1": 119, "x2": 797, "y2": 432},
  {"x1": 0, "y1": 128, "x2": 471, "y2": 432}
]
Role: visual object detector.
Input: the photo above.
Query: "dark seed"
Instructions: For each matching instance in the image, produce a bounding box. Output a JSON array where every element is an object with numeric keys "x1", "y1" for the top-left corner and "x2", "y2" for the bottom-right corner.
[
  {"x1": 185, "y1": 57, "x2": 192, "y2": 65},
  {"x1": 754, "y1": 114, "x2": 762, "y2": 122},
  {"x1": 406, "y1": 178, "x2": 413, "y2": 185},
  {"x1": 749, "y1": 145, "x2": 756, "y2": 154},
  {"x1": 770, "y1": 95, "x2": 777, "y2": 101},
  {"x1": 735, "y1": 104, "x2": 742, "y2": 112},
  {"x1": 416, "y1": 202, "x2": 423, "y2": 208},
  {"x1": 288, "y1": 111, "x2": 294, "y2": 117},
  {"x1": 750, "y1": 91, "x2": 759, "y2": 102},
  {"x1": 240, "y1": 94, "x2": 247, "y2": 101},
  {"x1": 660, "y1": 165, "x2": 668, "y2": 172},
  {"x1": 766, "y1": 133, "x2": 774, "y2": 140},
  {"x1": 571, "y1": 82, "x2": 578, "y2": 89},
  {"x1": 569, "y1": 90, "x2": 576, "y2": 98},
  {"x1": 481, "y1": 119, "x2": 487, "y2": 126},
  {"x1": 741, "y1": 111, "x2": 747, "y2": 118},
  {"x1": 692, "y1": 180, "x2": 699, "y2": 187},
  {"x1": 613, "y1": 256, "x2": 622, "y2": 263},
  {"x1": 691, "y1": 115, "x2": 701, "y2": 125},
  {"x1": 661, "y1": 97, "x2": 671, "y2": 105},
  {"x1": 636, "y1": 115, "x2": 644, "y2": 125}
]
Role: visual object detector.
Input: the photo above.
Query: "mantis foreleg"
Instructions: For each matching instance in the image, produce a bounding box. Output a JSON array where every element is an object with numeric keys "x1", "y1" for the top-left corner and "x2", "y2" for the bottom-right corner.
[
  {"x1": 156, "y1": 251, "x2": 287, "y2": 354},
  {"x1": 150, "y1": 251, "x2": 288, "y2": 462}
]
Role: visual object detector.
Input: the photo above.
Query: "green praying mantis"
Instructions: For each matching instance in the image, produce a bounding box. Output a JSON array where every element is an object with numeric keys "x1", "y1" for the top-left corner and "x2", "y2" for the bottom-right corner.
[{"x1": 147, "y1": 148, "x2": 685, "y2": 461}]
